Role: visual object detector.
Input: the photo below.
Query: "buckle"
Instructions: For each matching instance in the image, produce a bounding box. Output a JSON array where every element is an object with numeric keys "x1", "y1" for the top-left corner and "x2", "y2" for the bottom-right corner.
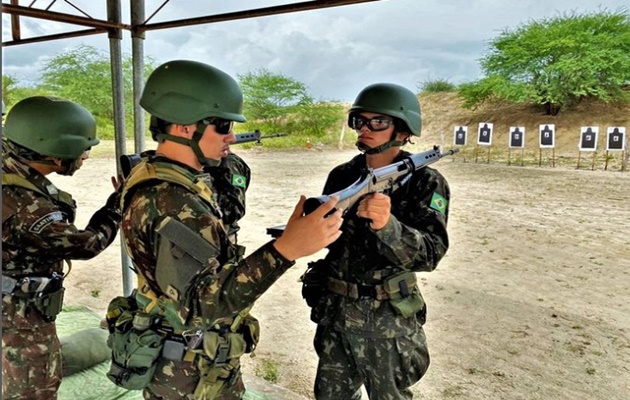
[
  {"x1": 214, "y1": 343, "x2": 230, "y2": 365},
  {"x1": 182, "y1": 329, "x2": 204, "y2": 350}
]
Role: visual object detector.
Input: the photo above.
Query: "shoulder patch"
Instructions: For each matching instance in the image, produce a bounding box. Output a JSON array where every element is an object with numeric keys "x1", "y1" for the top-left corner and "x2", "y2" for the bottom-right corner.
[
  {"x1": 429, "y1": 192, "x2": 448, "y2": 215},
  {"x1": 231, "y1": 174, "x2": 247, "y2": 189},
  {"x1": 29, "y1": 211, "x2": 64, "y2": 233}
]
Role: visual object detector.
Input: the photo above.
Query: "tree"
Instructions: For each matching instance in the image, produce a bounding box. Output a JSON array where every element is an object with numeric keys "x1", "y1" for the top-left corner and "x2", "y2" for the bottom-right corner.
[
  {"x1": 460, "y1": 9, "x2": 630, "y2": 115},
  {"x1": 40, "y1": 45, "x2": 156, "y2": 136},
  {"x1": 238, "y1": 68, "x2": 343, "y2": 143},
  {"x1": 239, "y1": 68, "x2": 312, "y2": 123}
]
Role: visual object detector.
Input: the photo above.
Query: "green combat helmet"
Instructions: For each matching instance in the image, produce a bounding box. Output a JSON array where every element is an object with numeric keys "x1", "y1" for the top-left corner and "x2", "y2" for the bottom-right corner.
[
  {"x1": 4, "y1": 96, "x2": 99, "y2": 175},
  {"x1": 139, "y1": 60, "x2": 246, "y2": 167},
  {"x1": 349, "y1": 83, "x2": 421, "y2": 154}
]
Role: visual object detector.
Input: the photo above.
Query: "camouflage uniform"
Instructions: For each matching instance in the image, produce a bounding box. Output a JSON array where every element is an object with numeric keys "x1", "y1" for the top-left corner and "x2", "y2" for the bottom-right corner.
[
  {"x1": 310, "y1": 151, "x2": 450, "y2": 400},
  {"x1": 121, "y1": 154, "x2": 293, "y2": 399},
  {"x1": 2, "y1": 152, "x2": 120, "y2": 399}
]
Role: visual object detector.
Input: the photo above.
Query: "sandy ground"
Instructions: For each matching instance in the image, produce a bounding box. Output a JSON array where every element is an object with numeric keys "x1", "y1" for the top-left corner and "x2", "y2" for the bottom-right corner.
[{"x1": 52, "y1": 145, "x2": 630, "y2": 400}]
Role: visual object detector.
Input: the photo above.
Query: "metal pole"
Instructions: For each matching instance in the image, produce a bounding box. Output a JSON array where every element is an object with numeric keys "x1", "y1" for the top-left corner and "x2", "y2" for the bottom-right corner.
[
  {"x1": 108, "y1": 0, "x2": 134, "y2": 296},
  {"x1": 131, "y1": 0, "x2": 146, "y2": 153}
]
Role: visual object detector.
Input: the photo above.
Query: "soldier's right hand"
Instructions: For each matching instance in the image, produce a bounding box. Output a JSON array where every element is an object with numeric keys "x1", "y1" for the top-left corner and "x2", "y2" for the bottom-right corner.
[{"x1": 273, "y1": 195, "x2": 343, "y2": 261}]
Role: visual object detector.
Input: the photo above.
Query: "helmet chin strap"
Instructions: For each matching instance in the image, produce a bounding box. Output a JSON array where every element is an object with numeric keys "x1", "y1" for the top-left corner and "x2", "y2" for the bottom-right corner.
[
  {"x1": 355, "y1": 129, "x2": 404, "y2": 155},
  {"x1": 152, "y1": 121, "x2": 221, "y2": 168},
  {"x1": 154, "y1": 125, "x2": 221, "y2": 167},
  {"x1": 58, "y1": 158, "x2": 81, "y2": 176}
]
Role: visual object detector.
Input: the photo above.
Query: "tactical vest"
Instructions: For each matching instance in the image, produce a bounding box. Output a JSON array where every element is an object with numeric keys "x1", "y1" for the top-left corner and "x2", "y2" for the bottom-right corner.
[
  {"x1": 120, "y1": 158, "x2": 221, "y2": 327},
  {"x1": 2, "y1": 172, "x2": 77, "y2": 223},
  {"x1": 1, "y1": 172, "x2": 72, "y2": 320}
]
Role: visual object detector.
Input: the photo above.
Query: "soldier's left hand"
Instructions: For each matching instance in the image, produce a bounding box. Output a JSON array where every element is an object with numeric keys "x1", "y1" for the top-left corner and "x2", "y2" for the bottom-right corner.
[
  {"x1": 111, "y1": 174, "x2": 125, "y2": 192},
  {"x1": 357, "y1": 192, "x2": 391, "y2": 231}
]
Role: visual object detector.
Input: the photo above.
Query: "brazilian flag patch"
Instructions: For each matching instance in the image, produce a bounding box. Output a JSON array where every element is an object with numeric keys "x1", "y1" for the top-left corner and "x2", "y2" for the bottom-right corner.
[
  {"x1": 232, "y1": 174, "x2": 247, "y2": 188},
  {"x1": 430, "y1": 192, "x2": 448, "y2": 214}
]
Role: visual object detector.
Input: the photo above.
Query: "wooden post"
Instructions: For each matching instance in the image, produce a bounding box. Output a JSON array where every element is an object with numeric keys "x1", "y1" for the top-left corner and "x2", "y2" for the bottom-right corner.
[
  {"x1": 474, "y1": 146, "x2": 479, "y2": 163},
  {"x1": 577, "y1": 152, "x2": 581, "y2": 169},
  {"x1": 604, "y1": 150, "x2": 609, "y2": 171},
  {"x1": 591, "y1": 152, "x2": 596, "y2": 171},
  {"x1": 539, "y1": 148, "x2": 542, "y2": 167},
  {"x1": 520, "y1": 148, "x2": 525, "y2": 166},
  {"x1": 508, "y1": 148, "x2": 512, "y2": 166},
  {"x1": 552, "y1": 148, "x2": 556, "y2": 167},
  {"x1": 486, "y1": 147, "x2": 491, "y2": 164}
]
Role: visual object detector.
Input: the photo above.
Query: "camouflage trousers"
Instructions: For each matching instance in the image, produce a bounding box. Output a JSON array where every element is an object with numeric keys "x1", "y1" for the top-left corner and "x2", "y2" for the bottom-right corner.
[
  {"x1": 143, "y1": 357, "x2": 245, "y2": 400},
  {"x1": 313, "y1": 324, "x2": 430, "y2": 400},
  {"x1": 2, "y1": 295, "x2": 62, "y2": 400}
]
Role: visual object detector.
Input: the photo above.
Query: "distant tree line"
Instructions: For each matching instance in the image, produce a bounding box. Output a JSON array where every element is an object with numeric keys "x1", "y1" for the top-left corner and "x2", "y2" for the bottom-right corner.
[
  {"x1": 2, "y1": 46, "x2": 344, "y2": 145},
  {"x1": 420, "y1": 9, "x2": 630, "y2": 116}
]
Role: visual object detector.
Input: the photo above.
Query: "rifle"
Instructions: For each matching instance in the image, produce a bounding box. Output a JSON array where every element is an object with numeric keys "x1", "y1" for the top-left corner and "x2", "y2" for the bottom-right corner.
[
  {"x1": 119, "y1": 130, "x2": 287, "y2": 178},
  {"x1": 266, "y1": 145, "x2": 459, "y2": 238},
  {"x1": 235, "y1": 130, "x2": 287, "y2": 145}
]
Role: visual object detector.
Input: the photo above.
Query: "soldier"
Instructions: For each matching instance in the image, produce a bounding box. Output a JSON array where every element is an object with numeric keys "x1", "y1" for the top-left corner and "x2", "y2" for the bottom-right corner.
[
  {"x1": 2, "y1": 96, "x2": 122, "y2": 399},
  {"x1": 113, "y1": 60, "x2": 342, "y2": 399},
  {"x1": 304, "y1": 83, "x2": 451, "y2": 399}
]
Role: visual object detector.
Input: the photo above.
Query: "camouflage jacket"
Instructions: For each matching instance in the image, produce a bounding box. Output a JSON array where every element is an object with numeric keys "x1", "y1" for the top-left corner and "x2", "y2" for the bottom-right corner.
[
  {"x1": 311, "y1": 150, "x2": 450, "y2": 337},
  {"x1": 2, "y1": 154, "x2": 120, "y2": 278},
  {"x1": 121, "y1": 155, "x2": 293, "y2": 329}
]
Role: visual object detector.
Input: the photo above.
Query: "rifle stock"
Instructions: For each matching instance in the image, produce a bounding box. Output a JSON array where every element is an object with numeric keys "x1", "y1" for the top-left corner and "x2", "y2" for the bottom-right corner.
[{"x1": 267, "y1": 146, "x2": 458, "y2": 238}]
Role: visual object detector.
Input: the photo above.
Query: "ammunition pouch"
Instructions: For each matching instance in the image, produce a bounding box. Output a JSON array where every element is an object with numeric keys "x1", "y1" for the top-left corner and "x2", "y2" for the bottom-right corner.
[
  {"x1": 105, "y1": 295, "x2": 164, "y2": 390},
  {"x1": 193, "y1": 332, "x2": 246, "y2": 400},
  {"x1": 31, "y1": 287, "x2": 65, "y2": 321},
  {"x1": 383, "y1": 272, "x2": 425, "y2": 318},
  {"x1": 300, "y1": 260, "x2": 328, "y2": 308},
  {"x1": 2, "y1": 273, "x2": 65, "y2": 322},
  {"x1": 238, "y1": 314, "x2": 260, "y2": 353}
]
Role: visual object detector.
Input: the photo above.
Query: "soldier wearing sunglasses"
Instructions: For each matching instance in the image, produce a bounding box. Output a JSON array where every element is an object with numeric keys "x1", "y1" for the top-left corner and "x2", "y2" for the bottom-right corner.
[
  {"x1": 114, "y1": 60, "x2": 343, "y2": 399},
  {"x1": 305, "y1": 83, "x2": 451, "y2": 399}
]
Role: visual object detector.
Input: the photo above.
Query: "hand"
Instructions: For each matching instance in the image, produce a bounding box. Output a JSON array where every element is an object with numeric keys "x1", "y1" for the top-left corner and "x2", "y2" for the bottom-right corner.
[
  {"x1": 273, "y1": 195, "x2": 343, "y2": 261},
  {"x1": 111, "y1": 174, "x2": 125, "y2": 192},
  {"x1": 357, "y1": 192, "x2": 391, "y2": 231}
]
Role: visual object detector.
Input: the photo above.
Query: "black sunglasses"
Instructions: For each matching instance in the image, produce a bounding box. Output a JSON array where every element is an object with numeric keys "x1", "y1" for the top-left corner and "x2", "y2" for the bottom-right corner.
[
  {"x1": 199, "y1": 117, "x2": 234, "y2": 135},
  {"x1": 348, "y1": 113, "x2": 394, "y2": 132}
]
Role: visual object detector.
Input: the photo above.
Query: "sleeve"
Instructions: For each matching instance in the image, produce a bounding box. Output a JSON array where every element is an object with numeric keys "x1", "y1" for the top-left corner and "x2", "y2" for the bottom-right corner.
[
  {"x1": 208, "y1": 153, "x2": 250, "y2": 227},
  {"x1": 373, "y1": 168, "x2": 450, "y2": 272},
  {"x1": 10, "y1": 191, "x2": 119, "y2": 261},
  {"x1": 151, "y1": 186, "x2": 294, "y2": 327}
]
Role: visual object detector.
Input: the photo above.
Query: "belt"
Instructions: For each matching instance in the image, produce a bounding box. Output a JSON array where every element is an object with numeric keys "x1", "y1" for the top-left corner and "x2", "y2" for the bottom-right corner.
[{"x1": 326, "y1": 277, "x2": 390, "y2": 301}]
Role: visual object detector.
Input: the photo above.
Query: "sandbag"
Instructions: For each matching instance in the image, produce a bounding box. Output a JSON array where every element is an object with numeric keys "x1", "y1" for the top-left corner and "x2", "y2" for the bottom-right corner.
[{"x1": 60, "y1": 328, "x2": 110, "y2": 376}]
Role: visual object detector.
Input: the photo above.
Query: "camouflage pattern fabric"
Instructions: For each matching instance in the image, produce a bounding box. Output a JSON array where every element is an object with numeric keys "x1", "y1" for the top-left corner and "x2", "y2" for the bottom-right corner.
[
  {"x1": 121, "y1": 155, "x2": 294, "y2": 398},
  {"x1": 2, "y1": 153, "x2": 120, "y2": 399},
  {"x1": 310, "y1": 150, "x2": 450, "y2": 398},
  {"x1": 205, "y1": 152, "x2": 251, "y2": 239},
  {"x1": 313, "y1": 325, "x2": 430, "y2": 400},
  {"x1": 142, "y1": 359, "x2": 245, "y2": 400}
]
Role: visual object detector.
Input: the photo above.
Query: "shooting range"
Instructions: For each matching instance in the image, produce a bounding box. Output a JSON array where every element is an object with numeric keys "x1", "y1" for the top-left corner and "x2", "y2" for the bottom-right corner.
[
  {"x1": 508, "y1": 126, "x2": 525, "y2": 166},
  {"x1": 1, "y1": 2, "x2": 388, "y2": 399},
  {"x1": 475, "y1": 122, "x2": 493, "y2": 163}
]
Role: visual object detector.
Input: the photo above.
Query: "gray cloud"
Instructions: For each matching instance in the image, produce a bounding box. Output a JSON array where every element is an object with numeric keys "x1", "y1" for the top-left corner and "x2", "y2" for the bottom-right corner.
[{"x1": 2, "y1": 0, "x2": 628, "y2": 100}]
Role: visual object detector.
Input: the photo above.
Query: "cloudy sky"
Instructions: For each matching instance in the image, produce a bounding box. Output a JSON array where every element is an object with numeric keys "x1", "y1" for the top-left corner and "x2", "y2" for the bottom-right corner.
[{"x1": 2, "y1": 0, "x2": 628, "y2": 101}]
